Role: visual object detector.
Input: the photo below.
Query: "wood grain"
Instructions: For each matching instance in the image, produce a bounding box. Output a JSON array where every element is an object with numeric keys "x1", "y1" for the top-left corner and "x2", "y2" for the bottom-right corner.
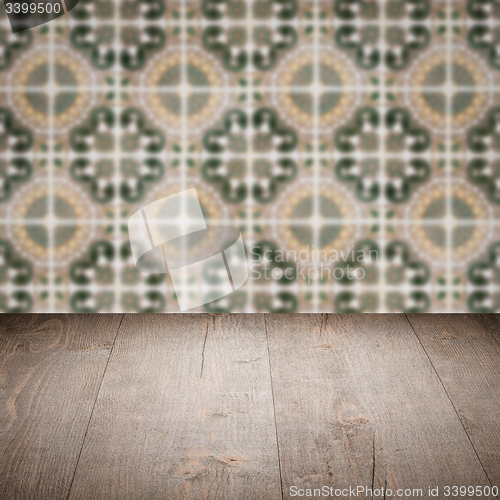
[
  {"x1": 67, "y1": 314, "x2": 281, "y2": 500},
  {"x1": 406, "y1": 313, "x2": 500, "y2": 486},
  {"x1": 265, "y1": 314, "x2": 491, "y2": 500},
  {"x1": 0, "y1": 314, "x2": 123, "y2": 500},
  {"x1": 2, "y1": 313, "x2": 499, "y2": 500},
  {"x1": 476, "y1": 314, "x2": 500, "y2": 346}
]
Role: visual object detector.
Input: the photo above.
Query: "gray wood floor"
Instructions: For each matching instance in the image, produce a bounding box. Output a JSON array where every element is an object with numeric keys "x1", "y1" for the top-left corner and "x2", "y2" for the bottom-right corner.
[{"x1": 0, "y1": 314, "x2": 499, "y2": 500}]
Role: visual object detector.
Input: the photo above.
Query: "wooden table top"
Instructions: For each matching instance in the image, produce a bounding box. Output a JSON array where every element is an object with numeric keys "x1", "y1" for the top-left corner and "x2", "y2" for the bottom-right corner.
[{"x1": 0, "y1": 314, "x2": 499, "y2": 499}]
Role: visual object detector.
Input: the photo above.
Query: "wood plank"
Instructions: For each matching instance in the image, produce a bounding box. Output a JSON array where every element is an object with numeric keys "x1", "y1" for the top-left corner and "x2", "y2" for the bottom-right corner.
[
  {"x1": 476, "y1": 314, "x2": 500, "y2": 346},
  {"x1": 68, "y1": 314, "x2": 281, "y2": 500},
  {"x1": 0, "y1": 313, "x2": 123, "y2": 500},
  {"x1": 266, "y1": 314, "x2": 491, "y2": 500},
  {"x1": 407, "y1": 313, "x2": 500, "y2": 486}
]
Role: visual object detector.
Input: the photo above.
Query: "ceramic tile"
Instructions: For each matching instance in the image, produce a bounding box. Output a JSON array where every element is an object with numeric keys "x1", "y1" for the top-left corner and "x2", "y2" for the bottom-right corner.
[{"x1": 1, "y1": 0, "x2": 500, "y2": 312}]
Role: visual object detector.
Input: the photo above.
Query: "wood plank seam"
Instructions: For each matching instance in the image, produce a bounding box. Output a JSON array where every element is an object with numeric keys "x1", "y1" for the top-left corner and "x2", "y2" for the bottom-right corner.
[
  {"x1": 200, "y1": 317, "x2": 210, "y2": 379},
  {"x1": 264, "y1": 315, "x2": 285, "y2": 500},
  {"x1": 65, "y1": 313, "x2": 125, "y2": 500},
  {"x1": 403, "y1": 313, "x2": 496, "y2": 495}
]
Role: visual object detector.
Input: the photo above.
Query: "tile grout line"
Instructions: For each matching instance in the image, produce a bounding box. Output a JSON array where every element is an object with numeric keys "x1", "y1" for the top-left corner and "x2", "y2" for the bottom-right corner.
[
  {"x1": 379, "y1": 0, "x2": 387, "y2": 312},
  {"x1": 180, "y1": 0, "x2": 188, "y2": 310},
  {"x1": 0, "y1": 218, "x2": 499, "y2": 225},
  {"x1": 245, "y1": 0, "x2": 255, "y2": 313},
  {"x1": 403, "y1": 313, "x2": 496, "y2": 495},
  {"x1": 1, "y1": 85, "x2": 498, "y2": 92},
  {"x1": 113, "y1": 0, "x2": 121, "y2": 314},
  {"x1": 4, "y1": 151, "x2": 497, "y2": 158},
  {"x1": 445, "y1": 0, "x2": 453, "y2": 313},
  {"x1": 0, "y1": 284, "x2": 495, "y2": 293},
  {"x1": 312, "y1": 0, "x2": 320, "y2": 313},
  {"x1": 65, "y1": 313, "x2": 125, "y2": 500},
  {"x1": 0, "y1": 18, "x2": 489, "y2": 27},
  {"x1": 264, "y1": 315, "x2": 284, "y2": 500},
  {"x1": 48, "y1": 9, "x2": 55, "y2": 311}
]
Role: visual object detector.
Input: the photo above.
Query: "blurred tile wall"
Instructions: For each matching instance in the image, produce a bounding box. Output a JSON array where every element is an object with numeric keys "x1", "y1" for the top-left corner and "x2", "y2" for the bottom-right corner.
[{"x1": 0, "y1": 0, "x2": 499, "y2": 312}]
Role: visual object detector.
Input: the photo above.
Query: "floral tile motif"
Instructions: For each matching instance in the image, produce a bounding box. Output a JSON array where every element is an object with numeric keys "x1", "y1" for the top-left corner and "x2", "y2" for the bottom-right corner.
[{"x1": 0, "y1": 0, "x2": 500, "y2": 312}]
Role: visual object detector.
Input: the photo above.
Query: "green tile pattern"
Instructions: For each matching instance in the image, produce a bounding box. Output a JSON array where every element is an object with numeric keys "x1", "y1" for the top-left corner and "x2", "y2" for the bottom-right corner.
[{"x1": 0, "y1": 0, "x2": 499, "y2": 312}]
